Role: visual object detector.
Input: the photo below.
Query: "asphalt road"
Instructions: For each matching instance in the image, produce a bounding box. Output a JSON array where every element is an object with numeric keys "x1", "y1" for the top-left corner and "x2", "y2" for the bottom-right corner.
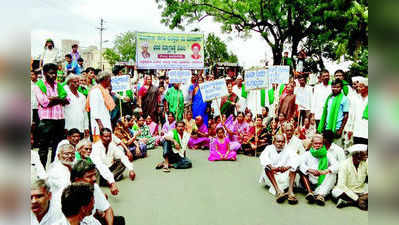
[{"x1": 102, "y1": 148, "x2": 368, "y2": 225}]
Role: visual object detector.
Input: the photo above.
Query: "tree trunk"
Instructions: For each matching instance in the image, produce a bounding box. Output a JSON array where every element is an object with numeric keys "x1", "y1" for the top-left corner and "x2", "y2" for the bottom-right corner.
[
  {"x1": 272, "y1": 46, "x2": 283, "y2": 65},
  {"x1": 291, "y1": 38, "x2": 300, "y2": 69}
]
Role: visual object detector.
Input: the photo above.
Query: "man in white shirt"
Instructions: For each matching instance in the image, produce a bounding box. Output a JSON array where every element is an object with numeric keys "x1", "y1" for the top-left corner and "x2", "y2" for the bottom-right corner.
[
  {"x1": 40, "y1": 39, "x2": 61, "y2": 67},
  {"x1": 311, "y1": 69, "x2": 331, "y2": 127},
  {"x1": 259, "y1": 134, "x2": 299, "y2": 204},
  {"x1": 294, "y1": 75, "x2": 312, "y2": 125},
  {"x1": 348, "y1": 78, "x2": 368, "y2": 145},
  {"x1": 299, "y1": 134, "x2": 338, "y2": 206},
  {"x1": 64, "y1": 75, "x2": 89, "y2": 137},
  {"x1": 232, "y1": 75, "x2": 247, "y2": 113},
  {"x1": 91, "y1": 128, "x2": 135, "y2": 196},
  {"x1": 71, "y1": 160, "x2": 126, "y2": 225},
  {"x1": 155, "y1": 121, "x2": 192, "y2": 172},
  {"x1": 54, "y1": 128, "x2": 82, "y2": 162},
  {"x1": 284, "y1": 123, "x2": 305, "y2": 156},
  {"x1": 323, "y1": 130, "x2": 347, "y2": 163},
  {"x1": 332, "y1": 144, "x2": 368, "y2": 210},
  {"x1": 31, "y1": 179, "x2": 64, "y2": 225},
  {"x1": 47, "y1": 144, "x2": 76, "y2": 212},
  {"x1": 88, "y1": 72, "x2": 114, "y2": 142}
]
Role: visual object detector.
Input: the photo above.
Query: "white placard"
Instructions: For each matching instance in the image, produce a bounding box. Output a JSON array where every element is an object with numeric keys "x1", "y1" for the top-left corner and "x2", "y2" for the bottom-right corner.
[
  {"x1": 268, "y1": 65, "x2": 290, "y2": 84},
  {"x1": 111, "y1": 75, "x2": 130, "y2": 92},
  {"x1": 245, "y1": 70, "x2": 268, "y2": 90},
  {"x1": 168, "y1": 70, "x2": 192, "y2": 84},
  {"x1": 199, "y1": 79, "x2": 228, "y2": 102}
]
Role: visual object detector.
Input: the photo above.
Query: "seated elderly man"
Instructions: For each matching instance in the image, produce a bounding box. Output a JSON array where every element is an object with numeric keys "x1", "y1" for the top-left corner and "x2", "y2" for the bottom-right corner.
[
  {"x1": 156, "y1": 121, "x2": 192, "y2": 172},
  {"x1": 91, "y1": 128, "x2": 135, "y2": 196},
  {"x1": 75, "y1": 139, "x2": 93, "y2": 163},
  {"x1": 188, "y1": 115, "x2": 210, "y2": 150},
  {"x1": 71, "y1": 160, "x2": 126, "y2": 225},
  {"x1": 299, "y1": 134, "x2": 339, "y2": 206},
  {"x1": 332, "y1": 144, "x2": 368, "y2": 210},
  {"x1": 54, "y1": 128, "x2": 82, "y2": 162},
  {"x1": 47, "y1": 144, "x2": 75, "y2": 210},
  {"x1": 259, "y1": 134, "x2": 299, "y2": 204},
  {"x1": 31, "y1": 179, "x2": 64, "y2": 225}
]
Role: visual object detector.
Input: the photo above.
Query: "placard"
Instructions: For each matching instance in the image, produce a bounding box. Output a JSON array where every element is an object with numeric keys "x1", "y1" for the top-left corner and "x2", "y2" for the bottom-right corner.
[
  {"x1": 168, "y1": 70, "x2": 192, "y2": 84},
  {"x1": 268, "y1": 65, "x2": 290, "y2": 84},
  {"x1": 245, "y1": 70, "x2": 268, "y2": 90},
  {"x1": 136, "y1": 32, "x2": 204, "y2": 70},
  {"x1": 111, "y1": 75, "x2": 130, "y2": 92},
  {"x1": 199, "y1": 79, "x2": 228, "y2": 102}
]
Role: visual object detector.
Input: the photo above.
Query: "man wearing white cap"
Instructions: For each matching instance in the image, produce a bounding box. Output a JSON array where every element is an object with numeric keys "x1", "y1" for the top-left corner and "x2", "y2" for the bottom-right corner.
[
  {"x1": 332, "y1": 144, "x2": 368, "y2": 210},
  {"x1": 347, "y1": 77, "x2": 368, "y2": 144},
  {"x1": 232, "y1": 75, "x2": 247, "y2": 113}
]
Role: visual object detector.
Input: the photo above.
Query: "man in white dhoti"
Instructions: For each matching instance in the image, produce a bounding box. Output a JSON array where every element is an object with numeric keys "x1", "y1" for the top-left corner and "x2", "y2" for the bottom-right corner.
[
  {"x1": 299, "y1": 134, "x2": 338, "y2": 206},
  {"x1": 347, "y1": 78, "x2": 368, "y2": 145},
  {"x1": 284, "y1": 123, "x2": 305, "y2": 156},
  {"x1": 232, "y1": 75, "x2": 247, "y2": 112},
  {"x1": 259, "y1": 134, "x2": 299, "y2": 204},
  {"x1": 332, "y1": 144, "x2": 368, "y2": 210}
]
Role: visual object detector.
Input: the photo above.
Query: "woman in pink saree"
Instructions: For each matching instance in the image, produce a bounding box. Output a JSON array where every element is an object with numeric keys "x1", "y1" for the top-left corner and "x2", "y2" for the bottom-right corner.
[
  {"x1": 208, "y1": 127, "x2": 237, "y2": 161},
  {"x1": 221, "y1": 112, "x2": 249, "y2": 152}
]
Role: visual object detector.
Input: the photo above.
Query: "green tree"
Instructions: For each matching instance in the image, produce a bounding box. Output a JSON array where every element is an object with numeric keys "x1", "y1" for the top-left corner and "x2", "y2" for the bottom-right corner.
[
  {"x1": 103, "y1": 31, "x2": 136, "y2": 66},
  {"x1": 204, "y1": 33, "x2": 238, "y2": 67}
]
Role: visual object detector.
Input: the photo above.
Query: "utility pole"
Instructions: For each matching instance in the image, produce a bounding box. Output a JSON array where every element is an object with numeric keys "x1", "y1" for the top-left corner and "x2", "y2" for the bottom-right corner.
[{"x1": 97, "y1": 18, "x2": 106, "y2": 70}]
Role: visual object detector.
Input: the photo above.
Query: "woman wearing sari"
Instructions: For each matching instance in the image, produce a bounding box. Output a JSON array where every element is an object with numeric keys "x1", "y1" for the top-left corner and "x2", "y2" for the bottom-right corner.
[
  {"x1": 221, "y1": 112, "x2": 248, "y2": 152},
  {"x1": 208, "y1": 127, "x2": 237, "y2": 161},
  {"x1": 146, "y1": 115, "x2": 159, "y2": 136},
  {"x1": 136, "y1": 116, "x2": 157, "y2": 150},
  {"x1": 191, "y1": 75, "x2": 209, "y2": 126},
  {"x1": 114, "y1": 117, "x2": 147, "y2": 160},
  {"x1": 138, "y1": 75, "x2": 159, "y2": 122},
  {"x1": 241, "y1": 115, "x2": 269, "y2": 156},
  {"x1": 220, "y1": 82, "x2": 238, "y2": 118}
]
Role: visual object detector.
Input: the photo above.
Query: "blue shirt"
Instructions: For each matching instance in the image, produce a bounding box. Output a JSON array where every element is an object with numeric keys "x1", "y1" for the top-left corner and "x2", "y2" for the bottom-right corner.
[
  {"x1": 326, "y1": 94, "x2": 349, "y2": 130},
  {"x1": 75, "y1": 65, "x2": 84, "y2": 75},
  {"x1": 65, "y1": 61, "x2": 78, "y2": 74}
]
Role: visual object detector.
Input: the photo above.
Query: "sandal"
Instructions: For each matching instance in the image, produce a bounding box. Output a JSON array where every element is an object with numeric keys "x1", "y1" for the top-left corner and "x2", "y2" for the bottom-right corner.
[
  {"x1": 305, "y1": 193, "x2": 315, "y2": 204},
  {"x1": 162, "y1": 166, "x2": 170, "y2": 173},
  {"x1": 276, "y1": 192, "x2": 288, "y2": 203},
  {"x1": 288, "y1": 194, "x2": 298, "y2": 205},
  {"x1": 155, "y1": 162, "x2": 164, "y2": 170},
  {"x1": 315, "y1": 195, "x2": 325, "y2": 206}
]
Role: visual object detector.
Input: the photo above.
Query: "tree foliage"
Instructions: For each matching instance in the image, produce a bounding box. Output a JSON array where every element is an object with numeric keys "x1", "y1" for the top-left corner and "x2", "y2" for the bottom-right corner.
[
  {"x1": 204, "y1": 33, "x2": 238, "y2": 67},
  {"x1": 103, "y1": 31, "x2": 136, "y2": 66},
  {"x1": 156, "y1": 0, "x2": 368, "y2": 73}
]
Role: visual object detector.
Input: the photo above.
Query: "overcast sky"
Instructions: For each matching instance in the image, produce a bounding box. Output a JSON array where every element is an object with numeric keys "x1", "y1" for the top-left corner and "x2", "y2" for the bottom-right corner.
[{"x1": 31, "y1": 0, "x2": 350, "y2": 70}]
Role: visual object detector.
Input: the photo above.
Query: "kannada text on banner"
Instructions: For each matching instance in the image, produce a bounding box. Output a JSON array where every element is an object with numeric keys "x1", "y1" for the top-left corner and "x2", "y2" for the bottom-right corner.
[
  {"x1": 136, "y1": 32, "x2": 204, "y2": 70},
  {"x1": 111, "y1": 75, "x2": 130, "y2": 92},
  {"x1": 268, "y1": 65, "x2": 290, "y2": 84},
  {"x1": 199, "y1": 79, "x2": 228, "y2": 102},
  {"x1": 245, "y1": 70, "x2": 268, "y2": 90},
  {"x1": 168, "y1": 70, "x2": 192, "y2": 84}
]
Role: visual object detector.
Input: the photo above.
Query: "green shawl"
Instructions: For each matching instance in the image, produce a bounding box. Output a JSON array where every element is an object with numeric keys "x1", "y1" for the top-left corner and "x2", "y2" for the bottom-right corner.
[
  {"x1": 362, "y1": 104, "x2": 368, "y2": 120},
  {"x1": 310, "y1": 146, "x2": 328, "y2": 186},
  {"x1": 165, "y1": 87, "x2": 184, "y2": 120},
  {"x1": 78, "y1": 86, "x2": 89, "y2": 97},
  {"x1": 317, "y1": 92, "x2": 344, "y2": 134},
  {"x1": 118, "y1": 90, "x2": 133, "y2": 100},
  {"x1": 36, "y1": 79, "x2": 67, "y2": 99},
  {"x1": 172, "y1": 129, "x2": 182, "y2": 147},
  {"x1": 75, "y1": 151, "x2": 92, "y2": 164},
  {"x1": 241, "y1": 84, "x2": 248, "y2": 99},
  {"x1": 242, "y1": 84, "x2": 266, "y2": 107},
  {"x1": 268, "y1": 84, "x2": 285, "y2": 105}
]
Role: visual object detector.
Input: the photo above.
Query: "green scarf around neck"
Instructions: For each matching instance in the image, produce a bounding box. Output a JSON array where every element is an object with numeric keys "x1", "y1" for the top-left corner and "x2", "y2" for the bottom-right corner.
[
  {"x1": 362, "y1": 103, "x2": 368, "y2": 120},
  {"x1": 172, "y1": 129, "x2": 182, "y2": 148},
  {"x1": 36, "y1": 79, "x2": 67, "y2": 99},
  {"x1": 268, "y1": 84, "x2": 285, "y2": 105},
  {"x1": 317, "y1": 92, "x2": 344, "y2": 134},
  {"x1": 310, "y1": 146, "x2": 328, "y2": 186}
]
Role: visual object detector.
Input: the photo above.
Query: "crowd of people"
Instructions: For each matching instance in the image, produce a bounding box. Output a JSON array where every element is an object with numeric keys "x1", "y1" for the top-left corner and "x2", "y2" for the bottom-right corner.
[{"x1": 31, "y1": 40, "x2": 368, "y2": 225}]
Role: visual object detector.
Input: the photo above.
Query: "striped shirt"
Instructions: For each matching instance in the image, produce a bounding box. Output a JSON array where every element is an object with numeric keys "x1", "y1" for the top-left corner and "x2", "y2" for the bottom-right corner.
[{"x1": 34, "y1": 80, "x2": 66, "y2": 120}]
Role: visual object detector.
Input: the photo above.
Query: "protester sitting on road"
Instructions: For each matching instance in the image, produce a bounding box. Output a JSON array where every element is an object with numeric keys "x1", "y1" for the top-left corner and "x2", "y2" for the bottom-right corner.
[{"x1": 71, "y1": 160, "x2": 126, "y2": 225}]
